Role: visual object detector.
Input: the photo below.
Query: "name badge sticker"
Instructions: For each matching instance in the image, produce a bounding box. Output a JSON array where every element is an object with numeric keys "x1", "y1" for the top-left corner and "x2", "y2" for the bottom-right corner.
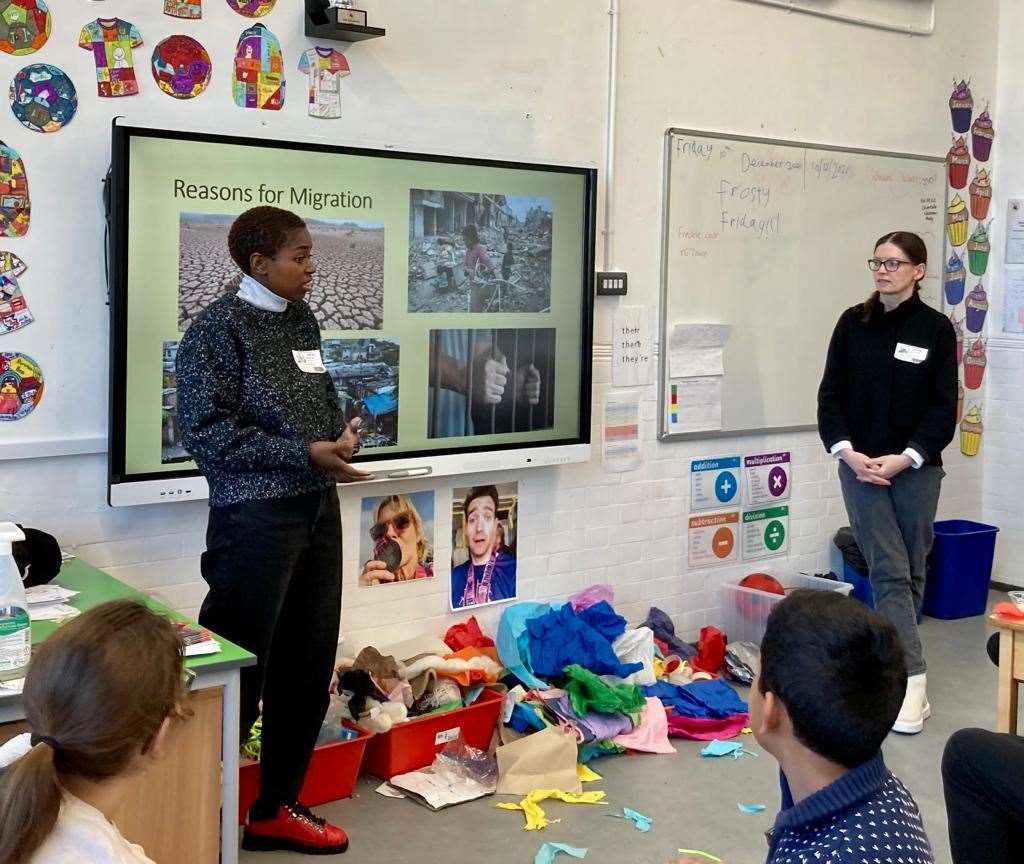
[
  {"x1": 292, "y1": 349, "x2": 326, "y2": 374},
  {"x1": 894, "y1": 343, "x2": 928, "y2": 364}
]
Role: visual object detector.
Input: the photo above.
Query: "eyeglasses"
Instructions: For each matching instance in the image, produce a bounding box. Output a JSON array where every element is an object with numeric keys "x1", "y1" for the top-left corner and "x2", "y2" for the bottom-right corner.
[
  {"x1": 369, "y1": 513, "x2": 412, "y2": 540},
  {"x1": 867, "y1": 258, "x2": 913, "y2": 272}
]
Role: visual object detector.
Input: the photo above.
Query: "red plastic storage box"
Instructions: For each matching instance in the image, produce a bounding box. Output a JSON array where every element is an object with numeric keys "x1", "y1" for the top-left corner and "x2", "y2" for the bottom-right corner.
[
  {"x1": 238, "y1": 724, "x2": 369, "y2": 824},
  {"x1": 360, "y1": 688, "x2": 504, "y2": 780}
]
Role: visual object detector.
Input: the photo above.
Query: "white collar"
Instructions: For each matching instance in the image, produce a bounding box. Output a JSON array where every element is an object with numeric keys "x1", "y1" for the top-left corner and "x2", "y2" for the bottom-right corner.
[{"x1": 237, "y1": 274, "x2": 288, "y2": 313}]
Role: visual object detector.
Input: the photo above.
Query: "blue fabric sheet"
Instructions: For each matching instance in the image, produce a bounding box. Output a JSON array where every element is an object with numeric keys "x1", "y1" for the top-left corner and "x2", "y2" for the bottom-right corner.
[
  {"x1": 642, "y1": 679, "x2": 748, "y2": 719},
  {"x1": 525, "y1": 603, "x2": 643, "y2": 680}
]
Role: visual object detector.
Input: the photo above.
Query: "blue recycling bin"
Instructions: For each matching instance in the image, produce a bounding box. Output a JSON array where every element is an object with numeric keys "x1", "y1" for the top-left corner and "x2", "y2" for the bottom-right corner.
[
  {"x1": 841, "y1": 561, "x2": 923, "y2": 623},
  {"x1": 922, "y1": 520, "x2": 999, "y2": 620},
  {"x1": 842, "y1": 561, "x2": 875, "y2": 606}
]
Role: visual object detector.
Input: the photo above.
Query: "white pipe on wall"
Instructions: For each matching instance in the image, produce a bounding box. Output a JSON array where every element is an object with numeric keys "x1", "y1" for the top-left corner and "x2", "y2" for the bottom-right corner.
[{"x1": 603, "y1": 0, "x2": 620, "y2": 270}]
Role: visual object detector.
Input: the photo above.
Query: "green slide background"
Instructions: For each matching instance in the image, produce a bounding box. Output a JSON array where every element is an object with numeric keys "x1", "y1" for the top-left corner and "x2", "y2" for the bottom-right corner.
[{"x1": 124, "y1": 136, "x2": 587, "y2": 475}]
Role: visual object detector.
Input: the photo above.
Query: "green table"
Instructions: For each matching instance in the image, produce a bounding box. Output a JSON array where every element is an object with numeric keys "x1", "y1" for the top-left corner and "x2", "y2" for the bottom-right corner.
[{"x1": 1, "y1": 559, "x2": 255, "y2": 864}]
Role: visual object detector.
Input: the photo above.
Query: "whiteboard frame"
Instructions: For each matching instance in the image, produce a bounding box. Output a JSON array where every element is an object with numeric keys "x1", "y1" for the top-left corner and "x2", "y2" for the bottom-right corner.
[{"x1": 657, "y1": 127, "x2": 946, "y2": 442}]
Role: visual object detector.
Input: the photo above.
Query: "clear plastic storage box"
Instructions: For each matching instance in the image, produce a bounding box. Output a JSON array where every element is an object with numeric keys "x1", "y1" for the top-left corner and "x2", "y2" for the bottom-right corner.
[{"x1": 720, "y1": 573, "x2": 853, "y2": 645}]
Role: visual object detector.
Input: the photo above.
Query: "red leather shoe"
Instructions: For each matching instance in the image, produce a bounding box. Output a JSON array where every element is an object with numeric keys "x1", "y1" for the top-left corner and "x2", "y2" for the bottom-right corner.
[{"x1": 242, "y1": 802, "x2": 349, "y2": 855}]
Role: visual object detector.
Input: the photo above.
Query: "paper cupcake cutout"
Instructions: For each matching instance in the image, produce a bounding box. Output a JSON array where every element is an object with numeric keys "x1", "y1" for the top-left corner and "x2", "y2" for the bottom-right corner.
[
  {"x1": 946, "y1": 194, "x2": 969, "y2": 247},
  {"x1": 947, "y1": 136, "x2": 970, "y2": 189},
  {"x1": 151, "y1": 35, "x2": 211, "y2": 99},
  {"x1": 950, "y1": 79, "x2": 973, "y2": 134},
  {"x1": 0, "y1": 351, "x2": 42, "y2": 420},
  {"x1": 0, "y1": 0, "x2": 50, "y2": 55},
  {"x1": 967, "y1": 223, "x2": 991, "y2": 277},
  {"x1": 950, "y1": 313, "x2": 964, "y2": 366},
  {"x1": 969, "y1": 169, "x2": 992, "y2": 221},
  {"x1": 960, "y1": 403, "x2": 982, "y2": 457},
  {"x1": 10, "y1": 64, "x2": 77, "y2": 132},
  {"x1": 165, "y1": 0, "x2": 202, "y2": 18},
  {"x1": 972, "y1": 108, "x2": 994, "y2": 162},
  {"x1": 0, "y1": 251, "x2": 31, "y2": 335},
  {"x1": 964, "y1": 337, "x2": 987, "y2": 390},
  {"x1": 0, "y1": 141, "x2": 29, "y2": 237},
  {"x1": 944, "y1": 253, "x2": 966, "y2": 306},
  {"x1": 227, "y1": 0, "x2": 275, "y2": 17},
  {"x1": 233, "y1": 23, "x2": 284, "y2": 110},
  {"x1": 966, "y1": 283, "x2": 988, "y2": 333}
]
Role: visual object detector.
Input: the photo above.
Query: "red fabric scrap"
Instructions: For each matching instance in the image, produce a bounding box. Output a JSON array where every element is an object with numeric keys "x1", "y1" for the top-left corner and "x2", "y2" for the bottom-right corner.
[
  {"x1": 690, "y1": 626, "x2": 726, "y2": 675},
  {"x1": 666, "y1": 712, "x2": 748, "y2": 740},
  {"x1": 444, "y1": 615, "x2": 495, "y2": 651}
]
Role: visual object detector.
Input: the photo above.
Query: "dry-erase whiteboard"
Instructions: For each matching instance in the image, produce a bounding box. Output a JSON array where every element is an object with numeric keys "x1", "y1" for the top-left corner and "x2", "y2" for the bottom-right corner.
[{"x1": 658, "y1": 129, "x2": 946, "y2": 441}]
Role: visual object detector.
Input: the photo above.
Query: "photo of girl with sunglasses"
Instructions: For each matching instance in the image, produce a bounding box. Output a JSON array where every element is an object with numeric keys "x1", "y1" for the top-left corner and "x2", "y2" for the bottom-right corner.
[{"x1": 358, "y1": 492, "x2": 435, "y2": 586}]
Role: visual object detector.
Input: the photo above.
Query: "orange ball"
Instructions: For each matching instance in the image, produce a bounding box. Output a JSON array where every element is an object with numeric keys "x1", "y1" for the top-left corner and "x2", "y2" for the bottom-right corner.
[{"x1": 739, "y1": 573, "x2": 785, "y2": 595}]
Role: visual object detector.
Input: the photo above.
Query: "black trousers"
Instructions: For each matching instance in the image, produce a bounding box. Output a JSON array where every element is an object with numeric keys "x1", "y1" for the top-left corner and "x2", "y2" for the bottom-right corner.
[
  {"x1": 199, "y1": 489, "x2": 342, "y2": 811},
  {"x1": 942, "y1": 727, "x2": 1024, "y2": 864}
]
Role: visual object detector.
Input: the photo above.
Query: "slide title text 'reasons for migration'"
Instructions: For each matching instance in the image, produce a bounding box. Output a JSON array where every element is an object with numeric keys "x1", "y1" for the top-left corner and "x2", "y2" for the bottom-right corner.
[{"x1": 173, "y1": 180, "x2": 373, "y2": 212}]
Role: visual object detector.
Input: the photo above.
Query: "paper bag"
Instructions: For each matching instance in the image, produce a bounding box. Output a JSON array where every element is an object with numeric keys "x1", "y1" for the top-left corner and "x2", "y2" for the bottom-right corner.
[{"x1": 496, "y1": 726, "x2": 581, "y2": 796}]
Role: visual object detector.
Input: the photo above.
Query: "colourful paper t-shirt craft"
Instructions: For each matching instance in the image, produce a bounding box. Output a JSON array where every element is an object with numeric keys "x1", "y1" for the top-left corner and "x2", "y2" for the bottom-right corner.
[
  {"x1": 164, "y1": 0, "x2": 201, "y2": 19},
  {"x1": 0, "y1": 251, "x2": 31, "y2": 335},
  {"x1": 298, "y1": 47, "x2": 350, "y2": 119},
  {"x1": 79, "y1": 19, "x2": 143, "y2": 98},
  {"x1": 233, "y1": 23, "x2": 284, "y2": 110},
  {"x1": 0, "y1": 142, "x2": 29, "y2": 237},
  {"x1": 0, "y1": 0, "x2": 50, "y2": 55}
]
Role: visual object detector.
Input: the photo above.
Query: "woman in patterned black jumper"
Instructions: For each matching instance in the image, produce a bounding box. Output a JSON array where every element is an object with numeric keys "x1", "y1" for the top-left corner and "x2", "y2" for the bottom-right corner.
[{"x1": 176, "y1": 206, "x2": 368, "y2": 856}]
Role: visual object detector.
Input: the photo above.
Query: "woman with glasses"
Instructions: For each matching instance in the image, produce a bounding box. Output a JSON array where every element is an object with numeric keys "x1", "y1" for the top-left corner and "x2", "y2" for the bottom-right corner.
[
  {"x1": 817, "y1": 230, "x2": 957, "y2": 736},
  {"x1": 0, "y1": 600, "x2": 192, "y2": 864},
  {"x1": 359, "y1": 494, "x2": 434, "y2": 585}
]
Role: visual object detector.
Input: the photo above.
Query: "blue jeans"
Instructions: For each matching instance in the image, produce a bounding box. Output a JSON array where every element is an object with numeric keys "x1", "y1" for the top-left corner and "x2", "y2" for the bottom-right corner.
[{"x1": 838, "y1": 461, "x2": 943, "y2": 676}]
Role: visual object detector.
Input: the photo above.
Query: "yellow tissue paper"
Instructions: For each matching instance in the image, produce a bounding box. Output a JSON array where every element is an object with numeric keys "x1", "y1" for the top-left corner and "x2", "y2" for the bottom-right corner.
[
  {"x1": 576, "y1": 764, "x2": 602, "y2": 783},
  {"x1": 496, "y1": 788, "x2": 607, "y2": 831}
]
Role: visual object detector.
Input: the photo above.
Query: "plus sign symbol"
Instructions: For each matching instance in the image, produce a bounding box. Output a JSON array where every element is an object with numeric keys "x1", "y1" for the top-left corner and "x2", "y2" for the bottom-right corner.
[
  {"x1": 764, "y1": 520, "x2": 785, "y2": 552},
  {"x1": 768, "y1": 466, "x2": 788, "y2": 497},
  {"x1": 715, "y1": 470, "x2": 738, "y2": 503}
]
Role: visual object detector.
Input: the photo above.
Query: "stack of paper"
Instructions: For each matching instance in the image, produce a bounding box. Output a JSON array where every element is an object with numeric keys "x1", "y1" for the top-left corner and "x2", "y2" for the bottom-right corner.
[
  {"x1": 174, "y1": 621, "x2": 221, "y2": 657},
  {"x1": 0, "y1": 677, "x2": 25, "y2": 695},
  {"x1": 25, "y1": 585, "x2": 81, "y2": 623}
]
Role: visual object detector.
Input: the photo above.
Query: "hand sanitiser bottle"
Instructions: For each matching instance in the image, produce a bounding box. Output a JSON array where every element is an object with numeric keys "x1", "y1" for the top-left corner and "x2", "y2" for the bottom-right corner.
[{"x1": 0, "y1": 522, "x2": 30, "y2": 682}]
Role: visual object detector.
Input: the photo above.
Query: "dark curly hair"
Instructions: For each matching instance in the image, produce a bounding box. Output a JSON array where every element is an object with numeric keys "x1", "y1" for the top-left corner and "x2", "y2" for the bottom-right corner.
[{"x1": 227, "y1": 206, "x2": 307, "y2": 275}]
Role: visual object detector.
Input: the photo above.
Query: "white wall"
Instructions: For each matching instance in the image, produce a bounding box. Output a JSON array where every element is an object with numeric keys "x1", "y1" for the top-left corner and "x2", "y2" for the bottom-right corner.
[
  {"x1": 1, "y1": 0, "x2": 997, "y2": 649},
  {"x1": 982, "y1": 0, "x2": 1024, "y2": 587}
]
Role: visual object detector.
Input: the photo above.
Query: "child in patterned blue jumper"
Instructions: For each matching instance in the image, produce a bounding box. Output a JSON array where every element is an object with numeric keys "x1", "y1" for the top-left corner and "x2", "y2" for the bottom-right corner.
[{"x1": 751, "y1": 590, "x2": 934, "y2": 864}]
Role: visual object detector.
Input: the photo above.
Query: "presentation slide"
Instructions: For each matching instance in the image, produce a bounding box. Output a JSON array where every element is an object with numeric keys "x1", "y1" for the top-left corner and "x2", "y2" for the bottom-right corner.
[{"x1": 118, "y1": 130, "x2": 592, "y2": 478}]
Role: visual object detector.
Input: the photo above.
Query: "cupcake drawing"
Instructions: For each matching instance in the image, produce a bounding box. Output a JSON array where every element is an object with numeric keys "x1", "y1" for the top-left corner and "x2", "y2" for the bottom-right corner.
[
  {"x1": 949, "y1": 79, "x2": 973, "y2": 134},
  {"x1": 947, "y1": 136, "x2": 970, "y2": 189},
  {"x1": 967, "y1": 223, "x2": 991, "y2": 276},
  {"x1": 950, "y1": 313, "x2": 964, "y2": 365},
  {"x1": 964, "y1": 337, "x2": 987, "y2": 390},
  {"x1": 969, "y1": 168, "x2": 992, "y2": 220},
  {"x1": 946, "y1": 194, "x2": 969, "y2": 247},
  {"x1": 944, "y1": 253, "x2": 966, "y2": 306},
  {"x1": 956, "y1": 382, "x2": 964, "y2": 423},
  {"x1": 971, "y1": 108, "x2": 994, "y2": 162},
  {"x1": 960, "y1": 404, "x2": 982, "y2": 457},
  {"x1": 966, "y1": 283, "x2": 988, "y2": 333}
]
